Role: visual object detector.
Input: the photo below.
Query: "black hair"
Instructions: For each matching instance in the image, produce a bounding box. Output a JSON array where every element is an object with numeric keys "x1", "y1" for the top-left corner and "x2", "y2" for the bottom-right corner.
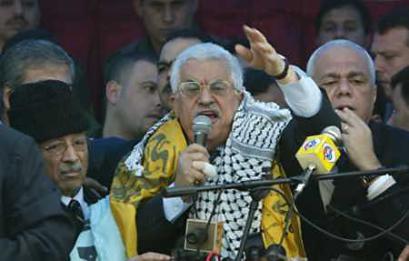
[
  {"x1": 315, "y1": 0, "x2": 371, "y2": 34},
  {"x1": 244, "y1": 68, "x2": 277, "y2": 96},
  {"x1": 104, "y1": 49, "x2": 157, "y2": 85},
  {"x1": 376, "y1": 6, "x2": 409, "y2": 38},
  {"x1": 3, "y1": 28, "x2": 57, "y2": 53},
  {"x1": 165, "y1": 28, "x2": 214, "y2": 44}
]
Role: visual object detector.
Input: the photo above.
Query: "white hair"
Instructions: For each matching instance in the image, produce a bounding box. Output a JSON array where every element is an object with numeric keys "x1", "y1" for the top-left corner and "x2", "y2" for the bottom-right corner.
[
  {"x1": 170, "y1": 43, "x2": 243, "y2": 93},
  {"x1": 306, "y1": 39, "x2": 376, "y2": 86}
]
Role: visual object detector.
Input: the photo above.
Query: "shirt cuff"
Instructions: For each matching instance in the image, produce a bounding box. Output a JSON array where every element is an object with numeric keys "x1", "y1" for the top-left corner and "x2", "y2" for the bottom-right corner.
[
  {"x1": 163, "y1": 184, "x2": 192, "y2": 222},
  {"x1": 278, "y1": 65, "x2": 322, "y2": 117},
  {"x1": 367, "y1": 174, "x2": 396, "y2": 201}
]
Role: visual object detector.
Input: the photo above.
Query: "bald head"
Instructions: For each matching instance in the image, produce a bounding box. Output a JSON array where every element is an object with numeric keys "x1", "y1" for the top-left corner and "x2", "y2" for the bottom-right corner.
[{"x1": 307, "y1": 39, "x2": 377, "y2": 122}]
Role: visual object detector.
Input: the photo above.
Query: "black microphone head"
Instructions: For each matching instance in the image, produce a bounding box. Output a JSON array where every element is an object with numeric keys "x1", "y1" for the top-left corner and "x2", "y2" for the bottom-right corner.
[
  {"x1": 322, "y1": 125, "x2": 342, "y2": 145},
  {"x1": 193, "y1": 115, "x2": 212, "y2": 134}
]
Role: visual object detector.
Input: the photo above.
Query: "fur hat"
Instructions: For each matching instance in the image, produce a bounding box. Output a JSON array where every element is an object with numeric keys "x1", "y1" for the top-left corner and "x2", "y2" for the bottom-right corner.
[{"x1": 8, "y1": 80, "x2": 88, "y2": 142}]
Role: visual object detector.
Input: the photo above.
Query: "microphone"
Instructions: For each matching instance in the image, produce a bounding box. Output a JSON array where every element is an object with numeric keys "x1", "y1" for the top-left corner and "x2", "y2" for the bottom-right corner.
[
  {"x1": 193, "y1": 115, "x2": 212, "y2": 146},
  {"x1": 294, "y1": 126, "x2": 342, "y2": 196}
]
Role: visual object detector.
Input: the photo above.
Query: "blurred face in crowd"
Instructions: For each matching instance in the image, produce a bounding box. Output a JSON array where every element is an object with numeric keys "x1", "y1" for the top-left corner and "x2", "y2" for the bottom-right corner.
[
  {"x1": 158, "y1": 37, "x2": 201, "y2": 111},
  {"x1": 114, "y1": 60, "x2": 162, "y2": 139},
  {"x1": 40, "y1": 133, "x2": 88, "y2": 197},
  {"x1": 389, "y1": 84, "x2": 409, "y2": 131},
  {"x1": 133, "y1": 0, "x2": 198, "y2": 52},
  {"x1": 0, "y1": 0, "x2": 40, "y2": 49},
  {"x1": 317, "y1": 5, "x2": 367, "y2": 47},
  {"x1": 372, "y1": 27, "x2": 409, "y2": 99},
  {"x1": 311, "y1": 46, "x2": 376, "y2": 123},
  {"x1": 171, "y1": 58, "x2": 243, "y2": 151}
]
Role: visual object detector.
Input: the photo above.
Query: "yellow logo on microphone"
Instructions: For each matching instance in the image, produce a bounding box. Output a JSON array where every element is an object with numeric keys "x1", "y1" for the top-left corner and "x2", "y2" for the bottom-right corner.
[{"x1": 296, "y1": 134, "x2": 341, "y2": 174}]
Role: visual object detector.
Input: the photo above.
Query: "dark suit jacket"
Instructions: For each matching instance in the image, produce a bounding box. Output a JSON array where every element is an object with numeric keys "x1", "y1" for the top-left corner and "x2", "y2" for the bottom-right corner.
[
  {"x1": 293, "y1": 122, "x2": 409, "y2": 261},
  {"x1": 88, "y1": 137, "x2": 138, "y2": 189},
  {"x1": 0, "y1": 125, "x2": 77, "y2": 261}
]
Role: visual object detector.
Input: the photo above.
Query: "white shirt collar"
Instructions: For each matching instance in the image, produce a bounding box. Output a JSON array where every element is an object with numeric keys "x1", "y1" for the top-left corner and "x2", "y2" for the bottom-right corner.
[{"x1": 61, "y1": 187, "x2": 90, "y2": 220}]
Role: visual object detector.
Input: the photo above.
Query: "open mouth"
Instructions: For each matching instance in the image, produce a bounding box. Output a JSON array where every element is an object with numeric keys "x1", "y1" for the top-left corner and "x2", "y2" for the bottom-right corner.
[
  {"x1": 336, "y1": 105, "x2": 355, "y2": 111},
  {"x1": 197, "y1": 110, "x2": 219, "y2": 121}
]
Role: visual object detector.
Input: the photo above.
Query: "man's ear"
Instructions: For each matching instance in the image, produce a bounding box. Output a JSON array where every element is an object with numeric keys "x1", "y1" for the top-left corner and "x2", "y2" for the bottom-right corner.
[
  {"x1": 3, "y1": 86, "x2": 12, "y2": 111},
  {"x1": 133, "y1": 0, "x2": 144, "y2": 18},
  {"x1": 106, "y1": 81, "x2": 122, "y2": 105}
]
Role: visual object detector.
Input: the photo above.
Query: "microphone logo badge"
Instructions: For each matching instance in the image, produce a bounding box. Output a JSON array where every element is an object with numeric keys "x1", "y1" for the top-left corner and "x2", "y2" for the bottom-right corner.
[
  {"x1": 323, "y1": 143, "x2": 337, "y2": 162},
  {"x1": 303, "y1": 138, "x2": 320, "y2": 150}
]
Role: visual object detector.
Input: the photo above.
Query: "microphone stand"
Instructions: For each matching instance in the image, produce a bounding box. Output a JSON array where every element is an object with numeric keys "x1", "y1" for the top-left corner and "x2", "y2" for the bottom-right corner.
[
  {"x1": 234, "y1": 188, "x2": 270, "y2": 261},
  {"x1": 163, "y1": 166, "x2": 409, "y2": 198}
]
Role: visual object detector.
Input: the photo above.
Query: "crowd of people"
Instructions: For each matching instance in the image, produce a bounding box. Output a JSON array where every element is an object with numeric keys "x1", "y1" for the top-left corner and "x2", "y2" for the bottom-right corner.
[{"x1": 2, "y1": 0, "x2": 409, "y2": 260}]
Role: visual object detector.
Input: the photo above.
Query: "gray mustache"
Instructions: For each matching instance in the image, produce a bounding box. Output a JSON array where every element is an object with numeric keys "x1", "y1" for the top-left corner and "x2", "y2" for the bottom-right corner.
[{"x1": 59, "y1": 162, "x2": 82, "y2": 174}]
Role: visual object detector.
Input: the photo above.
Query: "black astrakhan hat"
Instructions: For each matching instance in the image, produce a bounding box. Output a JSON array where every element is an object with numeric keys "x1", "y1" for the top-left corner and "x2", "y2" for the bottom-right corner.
[{"x1": 8, "y1": 80, "x2": 88, "y2": 142}]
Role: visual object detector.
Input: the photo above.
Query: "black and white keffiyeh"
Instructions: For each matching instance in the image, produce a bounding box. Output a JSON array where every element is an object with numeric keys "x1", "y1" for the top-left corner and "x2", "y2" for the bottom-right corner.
[{"x1": 193, "y1": 93, "x2": 291, "y2": 259}]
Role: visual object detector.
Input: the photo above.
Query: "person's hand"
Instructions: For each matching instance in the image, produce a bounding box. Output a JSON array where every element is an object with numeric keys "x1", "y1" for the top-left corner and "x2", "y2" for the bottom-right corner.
[
  {"x1": 174, "y1": 144, "x2": 210, "y2": 187},
  {"x1": 399, "y1": 245, "x2": 409, "y2": 261},
  {"x1": 83, "y1": 177, "x2": 108, "y2": 195},
  {"x1": 127, "y1": 252, "x2": 171, "y2": 261},
  {"x1": 235, "y1": 25, "x2": 297, "y2": 84},
  {"x1": 336, "y1": 108, "x2": 382, "y2": 171}
]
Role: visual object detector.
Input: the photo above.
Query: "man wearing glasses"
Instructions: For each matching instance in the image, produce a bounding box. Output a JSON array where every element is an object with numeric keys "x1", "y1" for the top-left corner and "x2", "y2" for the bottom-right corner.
[
  {"x1": 7, "y1": 80, "x2": 103, "y2": 258},
  {"x1": 110, "y1": 26, "x2": 339, "y2": 260}
]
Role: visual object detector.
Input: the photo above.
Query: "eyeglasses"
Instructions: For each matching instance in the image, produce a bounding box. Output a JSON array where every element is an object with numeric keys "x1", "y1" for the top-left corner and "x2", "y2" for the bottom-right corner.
[
  {"x1": 178, "y1": 80, "x2": 234, "y2": 98},
  {"x1": 41, "y1": 136, "x2": 87, "y2": 157}
]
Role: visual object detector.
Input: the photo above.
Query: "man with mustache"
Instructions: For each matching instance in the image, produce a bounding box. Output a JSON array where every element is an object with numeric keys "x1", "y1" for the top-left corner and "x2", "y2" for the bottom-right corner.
[
  {"x1": 304, "y1": 39, "x2": 409, "y2": 260},
  {"x1": 0, "y1": 0, "x2": 40, "y2": 52},
  {"x1": 8, "y1": 80, "x2": 173, "y2": 260},
  {"x1": 0, "y1": 81, "x2": 76, "y2": 260},
  {"x1": 7, "y1": 80, "x2": 100, "y2": 230},
  {"x1": 110, "y1": 25, "x2": 339, "y2": 260}
]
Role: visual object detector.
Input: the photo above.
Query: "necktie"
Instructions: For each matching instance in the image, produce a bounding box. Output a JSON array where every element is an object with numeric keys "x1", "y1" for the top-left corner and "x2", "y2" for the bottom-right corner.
[{"x1": 68, "y1": 199, "x2": 84, "y2": 222}]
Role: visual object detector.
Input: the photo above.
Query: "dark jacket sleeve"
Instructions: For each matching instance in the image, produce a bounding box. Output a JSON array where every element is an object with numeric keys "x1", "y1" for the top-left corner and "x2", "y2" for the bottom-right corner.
[
  {"x1": 0, "y1": 128, "x2": 77, "y2": 261},
  {"x1": 137, "y1": 194, "x2": 187, "y2": 254}
]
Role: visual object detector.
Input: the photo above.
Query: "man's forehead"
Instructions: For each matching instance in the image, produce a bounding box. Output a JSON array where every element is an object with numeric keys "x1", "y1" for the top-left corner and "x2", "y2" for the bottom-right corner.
[
  {"x1": 322, "y1": 5, "x2": 362, "y2": 25},
  {"x1": 315, "y1": 48, "x2": 369, "y2": 74}
]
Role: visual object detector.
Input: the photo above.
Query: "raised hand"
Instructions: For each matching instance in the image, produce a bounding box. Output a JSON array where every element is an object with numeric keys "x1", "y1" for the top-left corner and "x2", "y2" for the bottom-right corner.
[{"x1": 235, "y1": 25, "x2": 297, "y2": 84}]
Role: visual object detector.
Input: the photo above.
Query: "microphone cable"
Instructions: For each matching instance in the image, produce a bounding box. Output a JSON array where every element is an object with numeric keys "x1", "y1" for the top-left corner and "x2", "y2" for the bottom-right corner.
[{"x1": 258, "y1": 185, "x2": 409, "y2": 245}]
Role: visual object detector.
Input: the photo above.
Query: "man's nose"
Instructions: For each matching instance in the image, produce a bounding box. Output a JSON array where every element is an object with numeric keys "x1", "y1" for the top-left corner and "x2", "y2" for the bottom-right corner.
[
  {"x1": 334, "y1": 27, "x2": 346, "y2": 39},
  {"x1": 337, "y1": 78, "x2": 352, "y2": 94},
  {"x1": 374, "y1": 55, "x2": 386, "y2": 73},
  {"x1": 62, "y1": 144, "x2": 80, "y2": 162},
  {"x1": 198, "y1": 86, "x2": 214, "y2": 105},
  {"x1": 162, "y1": 5, "x2": 174, "y2": 23}
]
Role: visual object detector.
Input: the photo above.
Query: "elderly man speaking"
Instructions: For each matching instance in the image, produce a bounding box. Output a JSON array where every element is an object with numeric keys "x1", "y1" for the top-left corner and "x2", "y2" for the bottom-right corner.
[{"x1": 110, "y1": 26, "x2": 339, "y2": 260}]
